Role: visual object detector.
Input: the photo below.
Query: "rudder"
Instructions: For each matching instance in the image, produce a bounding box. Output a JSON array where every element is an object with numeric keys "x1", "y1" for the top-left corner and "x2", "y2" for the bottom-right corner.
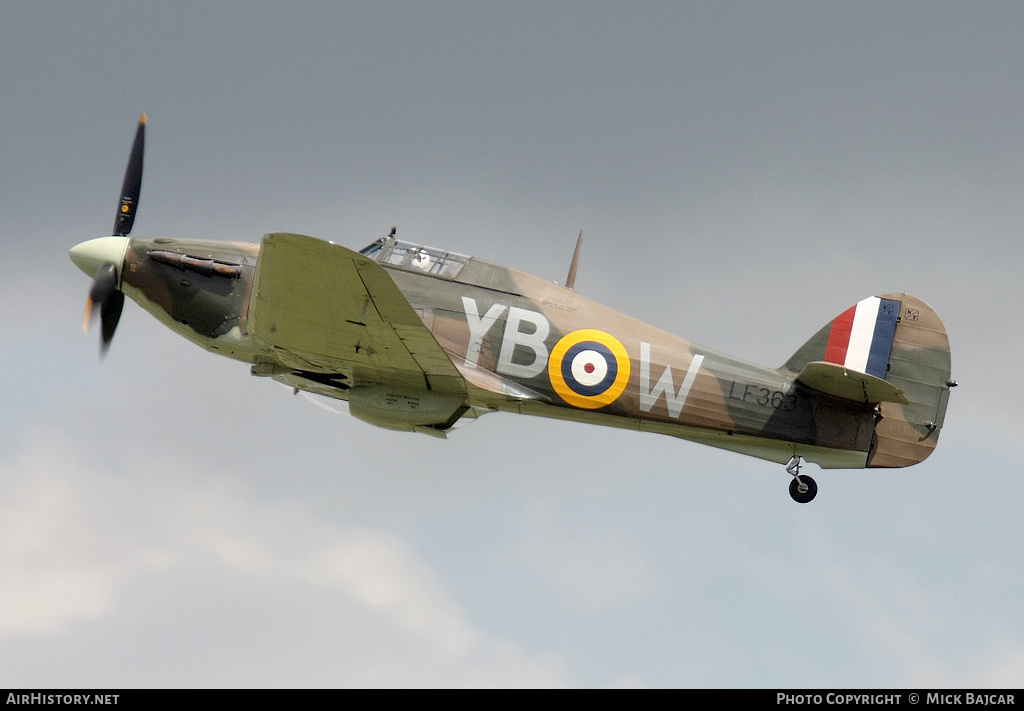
[{"x1": 868, "y1": 293, "x2": 952, "y2": 467}]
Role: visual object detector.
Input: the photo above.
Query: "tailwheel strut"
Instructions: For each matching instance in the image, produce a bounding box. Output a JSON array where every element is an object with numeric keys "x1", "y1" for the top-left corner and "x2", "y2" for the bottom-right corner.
[{"x1": 786, "y1": 455, "x2": 817, "y2": 504}]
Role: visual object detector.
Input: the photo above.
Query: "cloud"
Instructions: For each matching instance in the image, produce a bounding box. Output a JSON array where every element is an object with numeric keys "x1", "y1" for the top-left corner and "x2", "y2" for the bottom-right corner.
[
  {"x1": 0, "y1": 426, "x2": 571, "y2": 686},
  {"x1": 906, "y1": 642, "x2": 1024, "y2": 689},
  {"x1": 512, "y1": 527, "x2": 655, "y2": 613}
]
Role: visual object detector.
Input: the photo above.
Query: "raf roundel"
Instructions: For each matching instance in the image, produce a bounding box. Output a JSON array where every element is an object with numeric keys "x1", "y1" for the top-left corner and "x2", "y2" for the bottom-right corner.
[{"x1": 548, "y1": 329, "x2": 631, "y2": 409}]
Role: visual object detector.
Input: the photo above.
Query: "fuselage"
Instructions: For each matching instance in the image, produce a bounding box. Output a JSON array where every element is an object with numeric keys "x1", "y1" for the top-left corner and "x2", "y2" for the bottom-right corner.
[{"x1": 93, "y1": 234, "x2": 877, "y2": 468}]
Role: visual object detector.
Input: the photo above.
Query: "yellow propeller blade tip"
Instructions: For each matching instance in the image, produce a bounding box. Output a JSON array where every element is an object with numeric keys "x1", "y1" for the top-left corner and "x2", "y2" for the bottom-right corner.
[{"x1": 82, "y1": 297, "x2": 94, "y2": 333}]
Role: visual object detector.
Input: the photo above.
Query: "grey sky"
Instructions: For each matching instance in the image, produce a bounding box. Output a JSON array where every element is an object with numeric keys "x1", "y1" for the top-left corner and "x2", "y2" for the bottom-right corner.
[{"x1": 2, "y1": 2, "x2": 1022, "y2": 687}]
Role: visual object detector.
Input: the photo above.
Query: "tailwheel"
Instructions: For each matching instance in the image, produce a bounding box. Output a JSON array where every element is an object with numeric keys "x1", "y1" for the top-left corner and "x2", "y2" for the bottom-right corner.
[
  {"x1": 789, "y1": 474, "x2": 817, "y2": 503},
  {"x1": 785, "y1": 455, "x2": 817, "y2": 503}
]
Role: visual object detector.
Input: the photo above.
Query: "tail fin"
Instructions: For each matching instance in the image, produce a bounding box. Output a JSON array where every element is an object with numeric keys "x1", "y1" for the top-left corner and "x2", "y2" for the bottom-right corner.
[{"x1": 784, "y1": 294, "x2": 953, "y2": 468}]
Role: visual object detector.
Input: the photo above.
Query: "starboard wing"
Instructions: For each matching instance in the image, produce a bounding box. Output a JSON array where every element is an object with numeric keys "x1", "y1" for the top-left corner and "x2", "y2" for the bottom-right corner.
[{"x1": 247, "y1": 232, "x2": 465, "y2": 395}]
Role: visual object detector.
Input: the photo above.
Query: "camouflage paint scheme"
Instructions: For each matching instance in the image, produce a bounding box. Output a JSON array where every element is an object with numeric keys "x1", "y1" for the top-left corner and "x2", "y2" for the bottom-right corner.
[{"x1": 76, "y1": 231, "x2": 953, "y2": 492}]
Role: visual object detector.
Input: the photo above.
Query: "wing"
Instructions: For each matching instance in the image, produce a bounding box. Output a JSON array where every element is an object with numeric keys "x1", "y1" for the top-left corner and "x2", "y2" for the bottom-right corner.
[{"x1": 246, "y1": 232, "x2": 465, "y2": 395}]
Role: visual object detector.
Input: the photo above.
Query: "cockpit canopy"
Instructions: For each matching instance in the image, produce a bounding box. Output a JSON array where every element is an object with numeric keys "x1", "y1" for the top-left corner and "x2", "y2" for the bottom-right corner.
[{"x1": 359, "y1": 237, "x2": 470, "y2": 279}]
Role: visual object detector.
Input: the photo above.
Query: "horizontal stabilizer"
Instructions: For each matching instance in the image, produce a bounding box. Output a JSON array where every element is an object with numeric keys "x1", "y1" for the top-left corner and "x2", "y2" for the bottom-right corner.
[{"x1": 796, "y1": 361, "x2": 909, "y2": 404}]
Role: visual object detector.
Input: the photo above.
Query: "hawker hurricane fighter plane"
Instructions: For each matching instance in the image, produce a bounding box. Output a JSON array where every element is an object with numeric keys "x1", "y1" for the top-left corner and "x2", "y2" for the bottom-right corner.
[{"x1": 71, "y1": 116, "x2": 955, "y2": 503}]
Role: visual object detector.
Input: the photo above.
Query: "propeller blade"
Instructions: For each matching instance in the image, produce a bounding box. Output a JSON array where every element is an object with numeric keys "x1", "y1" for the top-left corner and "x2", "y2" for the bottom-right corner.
[
  {"x1": 99, "y1": 290, "x2": 124, "y2": 354},
  {"x1": 113, "y1": 113, "x2": 146, "y2": 236},
  {"x1": 82, "y1": 263, "x2": 122, "y2": 354},
  {"x1": 80, "y1": 115, "x2": 145, "y2": 356}
]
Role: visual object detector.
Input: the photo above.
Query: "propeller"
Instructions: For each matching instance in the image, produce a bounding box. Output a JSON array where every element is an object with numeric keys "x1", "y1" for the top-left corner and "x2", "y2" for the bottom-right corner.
[
  {"x1": 81, "y1": 113, "x2": 145, "y2": 354},
  {"x1": 82, "y1": 264, "x2": 124, "y2": 354}
]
